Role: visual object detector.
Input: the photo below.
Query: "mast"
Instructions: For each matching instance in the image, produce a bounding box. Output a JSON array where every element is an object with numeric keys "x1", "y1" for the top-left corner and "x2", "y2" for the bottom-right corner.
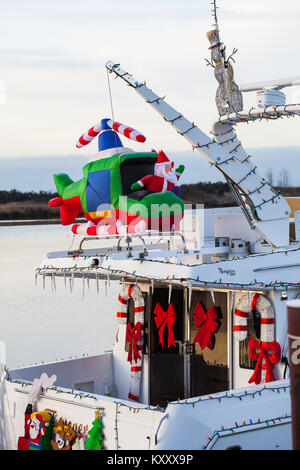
[{"x1": 206, "y1": 0, "x2": 243, "y2": 116}]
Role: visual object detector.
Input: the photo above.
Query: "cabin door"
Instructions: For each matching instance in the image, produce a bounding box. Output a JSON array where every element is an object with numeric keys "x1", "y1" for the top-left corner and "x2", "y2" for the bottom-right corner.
[
  {"x1": 188, "y1": 289, "x2": 230, "y2": 397},
  {"x1": 149, "y1": 286, "x2": 185, "y2": 407}
]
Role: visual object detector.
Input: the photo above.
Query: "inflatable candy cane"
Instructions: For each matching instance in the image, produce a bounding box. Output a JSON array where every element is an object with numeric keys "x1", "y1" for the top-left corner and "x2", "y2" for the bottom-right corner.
[
  {"x1": 107, "y1": 120, "x2": 146, "y2": 143},
  {"x1": 76, "y1": 118, "x2": 146, "y2": 148},
  {"x1": 76, "y1": 122, "x2": 102, "y2": 148},
  {"x1": 117, "y1": 283, "x2": 145, "y2": 401}
]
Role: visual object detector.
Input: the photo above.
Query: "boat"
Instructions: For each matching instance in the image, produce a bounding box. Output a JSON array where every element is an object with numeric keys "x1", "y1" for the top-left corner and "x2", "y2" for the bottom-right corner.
[{"x1": 1, "y1": 2, "x2": 300, "y2": 451}]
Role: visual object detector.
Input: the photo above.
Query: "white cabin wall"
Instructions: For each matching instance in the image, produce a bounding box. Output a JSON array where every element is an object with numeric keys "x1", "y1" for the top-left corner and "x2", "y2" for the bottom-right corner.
[
  {"x1": 112, "y1": 324, "x2": 131, "y2": 400},
  {"x1": 9, "y1": 353, "x2": 115, "y2": 396}
]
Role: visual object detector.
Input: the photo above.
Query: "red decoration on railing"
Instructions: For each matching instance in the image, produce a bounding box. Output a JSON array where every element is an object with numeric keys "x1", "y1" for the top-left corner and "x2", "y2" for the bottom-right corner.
[
  {"x1": 248, "y1": 338, "x2": 281, "y2": 385},
  {"x1": 153, "y1": 302, "x2": 177, "y2": 348},
  {"x1": 126, "y1": 322, "x2": 142, "y2": 364},
  {"x1": 193, "y1": 302, "x2": 220, "y2": 350}
]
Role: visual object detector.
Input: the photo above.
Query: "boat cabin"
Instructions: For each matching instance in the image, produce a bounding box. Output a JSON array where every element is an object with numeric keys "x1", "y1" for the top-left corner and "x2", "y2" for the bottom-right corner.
[{"x1": 10, "y1": 206, "x2": 290, "y2": 408}]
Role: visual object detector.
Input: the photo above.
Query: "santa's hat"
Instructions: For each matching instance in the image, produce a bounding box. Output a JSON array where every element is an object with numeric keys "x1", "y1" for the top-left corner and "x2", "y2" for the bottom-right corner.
[{"x1": 156, "y1": 150, "x2": 174, "y2": 167}]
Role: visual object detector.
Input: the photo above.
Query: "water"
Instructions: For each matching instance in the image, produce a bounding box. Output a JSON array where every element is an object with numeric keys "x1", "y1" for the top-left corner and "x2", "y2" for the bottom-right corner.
[{"x1": 0, "y1": 224, "x2": 120, "y2": 369}]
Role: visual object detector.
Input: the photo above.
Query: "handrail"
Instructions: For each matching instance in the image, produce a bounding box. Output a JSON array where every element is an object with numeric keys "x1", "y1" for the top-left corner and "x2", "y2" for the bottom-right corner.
[
  {"x1": 71, "y1": 231, "x2": 187, "y2": 256},
  {"x1": 15, "y1": 387, "x2": 104, "y2": 411},
  {"x1": 154, "y1": 413, "x2": 169, "y2": 445}
]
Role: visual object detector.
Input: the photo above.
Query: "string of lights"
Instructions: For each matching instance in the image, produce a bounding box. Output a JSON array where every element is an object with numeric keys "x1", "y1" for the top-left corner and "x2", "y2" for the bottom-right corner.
[
  {"x1": 202, "y1": 413, "x2": 291, "y2": 449},
  {"x1": 36, "y1": 261, "x2": 300, "y2": 291},
  {"x1": 219, "y1": 104, "x2": 300, "y2": 125},
  {"x1": 163, "y1": 114, "x2": 183, "y2": 125}
]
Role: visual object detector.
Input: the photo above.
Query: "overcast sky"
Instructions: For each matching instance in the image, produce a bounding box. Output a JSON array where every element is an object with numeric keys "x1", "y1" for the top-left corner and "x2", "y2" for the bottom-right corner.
[{"x1": 0, "y1": 0, "x2": 300, "y2": 167}]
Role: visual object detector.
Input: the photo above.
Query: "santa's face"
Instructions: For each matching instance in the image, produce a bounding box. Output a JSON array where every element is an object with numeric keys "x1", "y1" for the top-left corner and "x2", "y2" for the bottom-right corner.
[
  {"x1": 164, "y1": 163, "x2": 173, "y2": 173},
  {"x1": 29, "y1": 417, "x2": 41, "y2": 440},
  {"x1": 155, "y1": 163, "x2": 176, "y2": 182},
  {"x1": 160, "y1": 165, "x2": 177, "y2": 184}
]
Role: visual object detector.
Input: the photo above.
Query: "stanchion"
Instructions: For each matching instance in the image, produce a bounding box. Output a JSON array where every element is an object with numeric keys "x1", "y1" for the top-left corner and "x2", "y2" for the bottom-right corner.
[{"x1": 287, "y1": 300, "x2": 300, "y2": 450}]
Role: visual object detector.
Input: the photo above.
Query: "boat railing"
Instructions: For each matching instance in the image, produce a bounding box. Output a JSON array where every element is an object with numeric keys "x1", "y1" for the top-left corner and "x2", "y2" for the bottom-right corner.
[{"x1": 48, "y1": 231, "x2": 188, "y2": 260}]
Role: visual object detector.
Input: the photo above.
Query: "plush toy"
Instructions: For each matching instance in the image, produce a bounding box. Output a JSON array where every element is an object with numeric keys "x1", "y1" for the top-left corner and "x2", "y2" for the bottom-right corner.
[
  {"x1": 28, "y1": 410, "x2": 54, "y2": 450},
  {"x1": 17, "y1": 373, "x2": 57, "y2": 450},
  {"x1": 50, "y1": 418, "x2": 77, "y2": 450},
  {"x1": 130, "y1": 150, "x2": 184, "y2": 196}
]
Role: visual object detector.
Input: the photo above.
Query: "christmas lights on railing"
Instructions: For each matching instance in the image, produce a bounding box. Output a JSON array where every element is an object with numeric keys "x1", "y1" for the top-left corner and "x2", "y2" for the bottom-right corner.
[
  {"x1": 35, "y1": 243, "x2": 300, "y2": 292},
  {"x1": 178, "y1": 124, "x2": 197, "y2": 137},
  {"x1": 36, "y1": 266, "x2": 300, "y2": 291},
  {"x1": 202, "y1": 413, "x2": 291, "y2": 450},
  {"x1": 163, "y1": 114, "x2": 183, "y2": 125},
  {"x1": 219, "y1": 104, "x2": 300, "y2": 125},
  {"x1": 7, "y1": 375, "x2": 101, "y2": 402},
  {"x1": 236, "y1": 166, "x2": 257, "y2": 185}
]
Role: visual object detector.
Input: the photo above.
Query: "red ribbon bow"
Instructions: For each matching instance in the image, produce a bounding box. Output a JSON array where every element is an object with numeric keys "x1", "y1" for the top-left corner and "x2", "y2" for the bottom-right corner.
[
  {"x1": 126, "y1": 322, "x2": 141, "y2": 364},
  {"x1": 154, "y1": 302, "x2": 177, "y2": 348},
  {"x1": 248, "y1": 339, "x2": 281, "y2": 385},
  {"x1": 193, "y1": 302, "x2": 220, "y2": 350}
]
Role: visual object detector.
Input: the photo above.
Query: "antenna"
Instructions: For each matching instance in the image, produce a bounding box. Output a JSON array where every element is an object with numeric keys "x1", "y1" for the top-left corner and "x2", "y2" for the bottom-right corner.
[{"x1": 206, "y1": 1, "x2": 243, "y2": 116}]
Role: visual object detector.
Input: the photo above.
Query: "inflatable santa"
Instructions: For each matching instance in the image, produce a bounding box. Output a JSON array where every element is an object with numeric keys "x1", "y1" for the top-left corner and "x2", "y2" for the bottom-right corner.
[{"x1": 130, "y1": 150, "x2": 184, "y2": 196}]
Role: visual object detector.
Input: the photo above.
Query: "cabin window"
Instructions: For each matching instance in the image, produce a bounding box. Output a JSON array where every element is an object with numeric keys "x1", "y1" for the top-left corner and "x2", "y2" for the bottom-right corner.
[
  {"x1": 119, "y1": 157, "x2": 156, "y2": 196},
  {"x1": 239, "y1": 309, "x2": 261, "y2": 369},
  {"x1": 189, "y1": 290, "x2": 229, "y2": 397},
  {"x1": 190, "y1": 290, "x2": 228, "y2": 366}
]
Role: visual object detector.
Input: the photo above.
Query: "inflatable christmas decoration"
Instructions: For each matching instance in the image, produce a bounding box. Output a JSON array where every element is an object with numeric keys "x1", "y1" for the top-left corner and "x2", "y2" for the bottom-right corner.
[
  {"x1": 130, "y1": 150, "x2": 184, "y2": 197},
  {"x1": 49, "y1": 118, "x2": 184, "y2": 234}
]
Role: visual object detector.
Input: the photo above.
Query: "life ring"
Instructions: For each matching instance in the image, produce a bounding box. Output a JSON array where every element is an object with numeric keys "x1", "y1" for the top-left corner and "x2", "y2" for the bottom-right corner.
[
  {"x1": 117, "y1": 283, "x2": 145, "y2": 402},
  {"x1": 117, "y1": 283, "x2": 145, "y2": 324},
  {"x1": 233, "y1": 292, "x2": 275, "y2": 343}
]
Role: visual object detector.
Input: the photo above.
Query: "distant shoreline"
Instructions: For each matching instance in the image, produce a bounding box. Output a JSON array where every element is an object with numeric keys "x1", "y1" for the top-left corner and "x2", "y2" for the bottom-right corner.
[{"x1": 1, "y1": 185, "x2": 300, "y2": 226}]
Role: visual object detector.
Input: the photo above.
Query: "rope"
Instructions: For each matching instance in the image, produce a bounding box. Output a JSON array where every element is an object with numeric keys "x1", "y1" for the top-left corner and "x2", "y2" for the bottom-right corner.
[{"x1": 106, "y1": 69, "x2": 119, "y2": 151}]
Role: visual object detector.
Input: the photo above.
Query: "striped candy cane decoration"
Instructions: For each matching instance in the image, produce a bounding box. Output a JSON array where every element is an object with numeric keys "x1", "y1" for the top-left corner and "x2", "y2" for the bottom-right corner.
[
  {"x1": 76, "y1": 122, "x2": 102, "y2": 148},
  {"x1": 117, "y1": 283, "x2": 145, "y2": 401},
  {"x1": 233, "y1": 292, "x2": 276, "y2": 383},
  {"x1": 107, "y1": 120, "x2": 146, "y2": 143},
  {"x1": 76, "y1": 119, "x2": 146, "y2": 148}
]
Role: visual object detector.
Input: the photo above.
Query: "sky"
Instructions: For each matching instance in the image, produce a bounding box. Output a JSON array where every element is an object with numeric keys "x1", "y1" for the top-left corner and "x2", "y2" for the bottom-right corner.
[{"x1": 1, "y1": 0, "x2": 300, "y2": 189}]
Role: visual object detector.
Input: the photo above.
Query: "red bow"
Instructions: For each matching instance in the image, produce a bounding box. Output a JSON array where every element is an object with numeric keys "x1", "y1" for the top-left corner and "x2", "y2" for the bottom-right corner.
[
  {"x1": 193, "y1": 302, "x2": 220, "y2": 350},
  {"x1": 154, "y1": 302, "x2": 177, "y2": 348},
  {"x1": 248, "y1": 339, "x2": 281, "y2": 385},
  {"x1": 126, "y1": 322, "x2": 141, "y2": 364}
]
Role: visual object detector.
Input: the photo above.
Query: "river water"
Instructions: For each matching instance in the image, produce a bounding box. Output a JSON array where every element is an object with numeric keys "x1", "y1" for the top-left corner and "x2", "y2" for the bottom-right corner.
[{"x1": 0, "y1": 224, "x2": 120, "y2": 369}]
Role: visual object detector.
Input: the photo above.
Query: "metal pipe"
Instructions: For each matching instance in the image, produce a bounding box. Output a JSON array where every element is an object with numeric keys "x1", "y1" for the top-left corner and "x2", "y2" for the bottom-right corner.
[
  {"x1": 240, "y1": 77, "x2": 300, "y2": 92},
  {"x1": 286, "y1": 300, "x2": 300, "y2": 450}
]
